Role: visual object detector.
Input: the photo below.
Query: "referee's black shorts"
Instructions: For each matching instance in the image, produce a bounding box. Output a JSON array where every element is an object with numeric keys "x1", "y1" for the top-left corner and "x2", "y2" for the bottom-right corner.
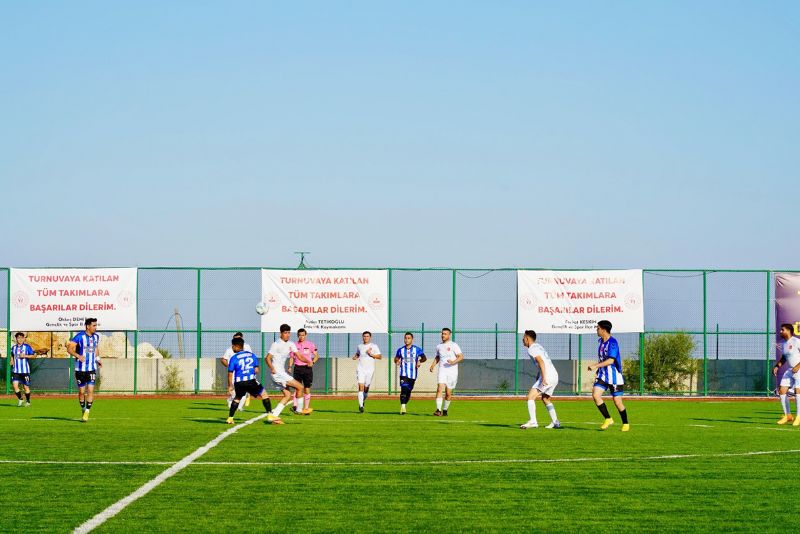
[{"x1": 293, "y1": 365, "x2": 313, "y2": 388}]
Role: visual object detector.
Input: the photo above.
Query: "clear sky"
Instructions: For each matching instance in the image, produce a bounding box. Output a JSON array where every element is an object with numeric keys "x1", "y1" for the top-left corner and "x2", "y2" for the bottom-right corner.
[{"x1": 1, "y1": 1, "x2": 798, "y2": 269}]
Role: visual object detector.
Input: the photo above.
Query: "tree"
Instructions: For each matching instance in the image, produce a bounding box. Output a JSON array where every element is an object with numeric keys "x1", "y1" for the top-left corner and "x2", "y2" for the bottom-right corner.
[{"x1": 624, "y1": 333, "x2": 698, "y2": 393}]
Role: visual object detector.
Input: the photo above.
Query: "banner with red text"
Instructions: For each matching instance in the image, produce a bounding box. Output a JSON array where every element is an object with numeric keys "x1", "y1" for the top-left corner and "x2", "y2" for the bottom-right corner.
[
  {"x1": 10, "y1": 268, "x2": 138, "y2": 331},
  {"x1": 260, "y1": 270, "x2": 388, "y2": 333},
  {"x1": 517, "y1": 270, "x2": 644, "y2": 334}
]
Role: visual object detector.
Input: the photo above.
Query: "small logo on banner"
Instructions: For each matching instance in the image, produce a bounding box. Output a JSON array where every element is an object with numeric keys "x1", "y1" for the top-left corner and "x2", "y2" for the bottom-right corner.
[
  {"x1": 265, "y1": 292, "x2": 280, "y2": 308},
  {"x1": 624, "y1": 293, "x2": 642, "y2": 310},
  {"x1": 12, "y1": 291, "x2": 28, "y2": 309},
  {"x1": 117, "y1": 291, "x2": 134, "y2": 308},
  {"x1": 519, "y1": 293, "x2": 536, "y2": 310},
  {"x1": 368, "y1": 293, "x2": 385, "y2": 310}
]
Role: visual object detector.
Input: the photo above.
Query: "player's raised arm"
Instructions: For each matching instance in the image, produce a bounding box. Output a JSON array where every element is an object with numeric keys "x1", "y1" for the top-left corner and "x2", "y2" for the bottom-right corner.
[{"x1": 368, "y1": 346, "x2": 382, "y2": 360}]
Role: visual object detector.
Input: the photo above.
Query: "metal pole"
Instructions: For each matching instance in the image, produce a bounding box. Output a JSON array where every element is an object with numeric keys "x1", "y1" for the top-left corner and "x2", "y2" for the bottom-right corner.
[
  {"x1": 195, "y1": 268, "x2": 201, "y2": 394},
  {"x1": 68, "y1": 331, "x2": 74, "y2": 394},
  {"x1": 387, "y1": 268, "x2": 393, "y2": 395},
  {"x1": 639, "y1": 332, "x2": 644, "y2": 396},
  {"x1": 577, "y1": 335, "x2": 583, "y2": 395},
  {"x1": 5, "y1": 269, "x2": 10, "y2": 394},
  {"x1": 765, "y1": 270, "x2": 771, "y2": 396},
  {"x1": 702, "y1": 271, "x2": 708, "y2": 396},
  {"x1": 495, "y1": 322, "x2": 498, "y2": 360},
  {"x1": 451, "y1": 270, "x2": 456, "y2": 336},
  {"x1": 133, "y1": 330, "x2": 138, "y2": 394},
  {"x1": 261, "y1": 331, "x2": 266, "y2": 384},
  {"x1": 325, "y1": 333, "x2": 330, "y2": 394}
]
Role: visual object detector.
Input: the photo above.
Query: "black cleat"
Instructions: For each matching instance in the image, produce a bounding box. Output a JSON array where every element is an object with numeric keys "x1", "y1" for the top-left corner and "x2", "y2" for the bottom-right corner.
[
  {"x1": 359, "y1": 406, "x2": 364, "y2": 413},
  {"x1": 442, "y1": 410, "x2": 448, "y2": 417},
  {"x1": 433, "y1": 410, "x2": 442, "y2": 416}
]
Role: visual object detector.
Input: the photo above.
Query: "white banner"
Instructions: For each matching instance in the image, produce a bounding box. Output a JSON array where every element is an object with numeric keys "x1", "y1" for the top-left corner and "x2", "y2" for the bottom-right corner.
[
  {"x1": 10, "y1": 268, "x2": 138, "y2": 331},
  {"x1": 260, "y1": 270, "x2": 388, "y2": 333},
  {"x1": 517, "y1": 270, "x2": 644, "y2": 334}
]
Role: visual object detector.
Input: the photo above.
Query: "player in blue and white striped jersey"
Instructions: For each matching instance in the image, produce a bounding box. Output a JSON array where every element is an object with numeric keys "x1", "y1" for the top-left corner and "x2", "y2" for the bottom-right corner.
[
  {"x1": 587, "y1": 320, "x2": 629, "y2": 431},
  {"x1": 67, "y1": 318, "x2": 103, "y2": 422},
  {"x1": 394, "y1": 332, "x2": 427, "y2": 414},
  {"x1": 10, "y1": 332, "x2": 37, "y2": 407},
  {"x1": 226, "y1": 338, "x2": 273, "y2": 424}
]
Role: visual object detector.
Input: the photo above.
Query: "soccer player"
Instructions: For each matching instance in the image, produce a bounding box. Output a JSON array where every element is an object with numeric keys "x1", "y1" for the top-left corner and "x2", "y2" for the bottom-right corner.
[
  {"x1": 394, "y1": 332, "x2": 426, "y2": 414},
  {"x1": 773, "y1": 323, "x2": 800, "y2": 426},
  {"x1": 67, "y1": 318, "x2": 102, "y2": 422},
  {"x1": 587, "y1": 320, "x2": 629, "y2": 431},
  {"x1": 520, "y1": 330, "x2": 561, "y2": 429},
  {"x1": 265, "y1": 324, "x2": 306, "y2": 423},
  {"x1": 429, "y1": 327, "x2": 463, "y2": 416},
  {"x1": 10, "y1": 332, "x2": 36, "y2": 407},
  {"x1": 222, "y1": 332, "x2": 252, "y2": 411},
  {"x1": 353, "y1": 331, "x2": 382, "y2": 412},
  {"x1": 290, "y1": 328, "x2": 318, "y2": 415},
  {"x1": 226, "y1": 338, "x2": 273, "y2": 424}
]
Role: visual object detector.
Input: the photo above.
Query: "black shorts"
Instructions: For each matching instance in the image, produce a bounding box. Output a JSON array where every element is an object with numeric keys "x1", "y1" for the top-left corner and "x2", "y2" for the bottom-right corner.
[
  {"x1": 293, "y1": 366, "x2": 313, "y2": 388},
  {"x1": 594, "y1": 379, "x2": 624, "y2": 397},
  {"x1": 12, "y1": 373, "x2": 31, "y2": 386},
  {"x1": 400, "y1": 376, "x2": 416, "y2": 390},
  {"x1": 75, "y1": 371, "x2": 97, "y2": 387},
  {"x1": 234, "y1": 380, "x2": 265, "y2": 399}
]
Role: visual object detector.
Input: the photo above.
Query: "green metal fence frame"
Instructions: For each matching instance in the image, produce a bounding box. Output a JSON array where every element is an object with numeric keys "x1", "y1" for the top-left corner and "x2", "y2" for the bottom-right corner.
[{"x1": 1, "y1": 267, "x2": 793, "y2": 396}]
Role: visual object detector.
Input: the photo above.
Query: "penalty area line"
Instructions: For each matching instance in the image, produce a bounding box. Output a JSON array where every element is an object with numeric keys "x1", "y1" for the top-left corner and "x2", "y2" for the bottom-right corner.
[{"x1": 72, "y1": 413, "x2": 268, "y2": 534}]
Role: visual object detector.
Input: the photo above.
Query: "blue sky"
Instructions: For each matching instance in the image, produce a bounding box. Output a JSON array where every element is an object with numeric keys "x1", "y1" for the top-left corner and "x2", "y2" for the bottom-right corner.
[{"x1": 1, "y1": 1, "x2": 798, "y2": 269}]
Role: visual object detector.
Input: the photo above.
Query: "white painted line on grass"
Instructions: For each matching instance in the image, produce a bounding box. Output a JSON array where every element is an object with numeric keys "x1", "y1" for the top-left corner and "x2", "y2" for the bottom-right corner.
[
  {"x1": 688, "y1": 424, "x2": 714, "y2": 428},
  {"x1": 72, "y1": 413, "x2": 268, "y2": 534}
]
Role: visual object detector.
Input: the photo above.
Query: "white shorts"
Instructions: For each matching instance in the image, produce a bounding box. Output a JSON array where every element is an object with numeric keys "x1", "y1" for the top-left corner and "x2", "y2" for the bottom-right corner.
[
  {"x1": 272, "y1": 371, "x2": 293, "y2": 390},
  {"x1": 532, "y1": 373, "x2": 558, "y2": 396},
  {"x1": 779, "y1": 368, "x2": 800, "y2": 389},
  {"x1": 438, "y1": 369, "x2": 458, "y2": 390},
  {"x1": 356, "y1": 367, "x2": 375, "y2": 387}
]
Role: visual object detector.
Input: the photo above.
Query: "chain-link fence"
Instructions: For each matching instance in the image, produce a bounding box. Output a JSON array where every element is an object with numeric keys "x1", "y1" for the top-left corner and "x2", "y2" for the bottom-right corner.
[{"x1": 0, "y1": 267, "x2": 786, "y2": 396}]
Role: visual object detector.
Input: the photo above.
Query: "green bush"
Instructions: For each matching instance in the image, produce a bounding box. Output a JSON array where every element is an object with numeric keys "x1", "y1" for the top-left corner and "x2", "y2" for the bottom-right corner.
[
  {"x1": 159, "y1": 362, "x2": 185, "y2": 393},
  {"x1": 624, "y1": 333, "x2": 699, "y2": 393},
  {"x1": 157, "y1": 347, "x2": 172, "y2": 359}
]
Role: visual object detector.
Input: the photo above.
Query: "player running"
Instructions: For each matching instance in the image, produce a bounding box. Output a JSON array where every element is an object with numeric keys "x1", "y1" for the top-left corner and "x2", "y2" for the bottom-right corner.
[
  {"x1": 587, "y1": 320, "x2": 629, "y2": 431},
  {"x1": 394, "y1": 332, "x2": 426, "y2": 414},
  {"x1": 430, "y1": 328, "x2": 463, "y2": 416},
  {"x1": 10, "y1": 332, "x2": 36, "y2": 407},
  {"x1": 353, "y1": 331, "x2": 382, "y2": 413},
  {"x1": 265, "y1": 324, "x2": 306, "y2": 423},
  {"x1": 226, "y1": 338, "x2": 273, "y2": 424},
  {"x1": 519, "y1": 330, "x2": 561, "y2": 429},
  {"x1": 222, "y1": 332, "x2": 252, "y2": 411},
  {"x1": 773, "y1": 323, "x2": 800, "y2": 426},
  {"x1": 67, "y1": 318, "x2": 102, "y2": 422},
  {"x1": 290, "y1": 328, "x2": 318, "y2": 415}
]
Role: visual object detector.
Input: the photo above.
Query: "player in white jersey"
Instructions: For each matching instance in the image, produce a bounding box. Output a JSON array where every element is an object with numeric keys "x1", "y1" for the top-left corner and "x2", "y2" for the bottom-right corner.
[
  {"x1": 773, "y1": 323, "x2": 800, "y2": 426},
  {"x1": 519, "y1": 330, "x2": 561, "y2": 429},
  {"x1": 353, "y1": 331, "x2": 382, "y2": 412},
  {"x1": 265, "y1": 324, "x2": 306, "y2": 423},
  {"x1": 221, "y1": 332, "x2": 252, "y2": 411},
  {"x1": 429, "y1": 328, "x2": 463, "y2": 416}
]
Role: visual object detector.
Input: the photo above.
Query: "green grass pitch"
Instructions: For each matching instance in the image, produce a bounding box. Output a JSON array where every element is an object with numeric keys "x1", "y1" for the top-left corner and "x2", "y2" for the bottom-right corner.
[{"x1": 0, "y1": 396, "x2": 795, "y2": 533}]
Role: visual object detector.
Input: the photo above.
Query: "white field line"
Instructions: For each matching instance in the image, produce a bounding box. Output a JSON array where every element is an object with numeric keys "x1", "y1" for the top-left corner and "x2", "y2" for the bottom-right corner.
[
  {"x1": 4, "y1": 448, "x2": 798, "y2": 471},
  {"x1": 72, "y1": 413, "x2": 268, "y2": 534}
]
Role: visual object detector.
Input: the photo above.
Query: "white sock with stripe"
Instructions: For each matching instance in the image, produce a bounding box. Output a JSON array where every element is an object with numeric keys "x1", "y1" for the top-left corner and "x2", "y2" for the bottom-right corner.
[{"x1": 546, "y1": 403, "x2": 558, "y2": 423}]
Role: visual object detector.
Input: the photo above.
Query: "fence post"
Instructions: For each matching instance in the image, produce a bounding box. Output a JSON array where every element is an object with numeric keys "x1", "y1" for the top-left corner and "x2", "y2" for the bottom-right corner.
[
  {"x1": 702, "y1": 271, "x2": 708, "y2": 396},
  {"x1": 5, "y1": 269, "x2": 10, "y2": 395},
  {"x1": 387, "y1": 268, "x2": 393, "y2": 395},
  {"x1": 68, "y1": 331, "x2": 74, "y2": 394},
  {"x1": 765, "y1": 270, "x2": 771, "y2": 396},
  {"x1": 261, "y1": 331, "x2": 266, "y2": 385},
  {"x1": 451, "y1": 269, "x2": 456, "y2": 335},
  {"x1": 133, "y1": 330, "x2": 138, "y2": 394},
  {"x1": 195, "y1": 268, "x2": 201, "y2": 395},
  {"x1": 639, "y1": 332, "x2": 644, "y2": 396},
  {"x1": 577, "y1": 335, "x2": 582, "y2": 395},
  {"x1": 325, "y1": 333, "x2": 330, "y2": 394}
]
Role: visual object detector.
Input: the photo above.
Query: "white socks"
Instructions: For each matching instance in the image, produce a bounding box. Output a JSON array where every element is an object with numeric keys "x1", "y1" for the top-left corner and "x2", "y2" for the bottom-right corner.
[
  {"x1": 796, "y1": 394, "x2": 800, "y2": 417},
  {"x1": 272, "y1": 402, "x2": 286, "y2": 417},
  {"x1": 546, "y1": 403, "x2": 558, "y2": 423},
  {"x1": 527, "y1": 400, "x2": 536, "y2": 423},
  {"x1": 444, "y1": 400, "x2": 451, "y2": 411},
  {"x1": 436, "y1": 397, "x2": 443, "y2": 410},
  {"x1": 358, "y1": 391, "x2": 365, "y2": 408},
  {"x1": 781, "y1": 394, "x2": 790, "y2": 415},
  {"x1": 296, "y1": 396, "x2": 305, "y2": 412}
]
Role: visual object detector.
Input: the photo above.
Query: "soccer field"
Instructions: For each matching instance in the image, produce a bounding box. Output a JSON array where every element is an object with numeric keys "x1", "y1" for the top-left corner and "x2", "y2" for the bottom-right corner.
[{"x1": 1, "y1": 397, "x2": 795, "y2": 533}]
